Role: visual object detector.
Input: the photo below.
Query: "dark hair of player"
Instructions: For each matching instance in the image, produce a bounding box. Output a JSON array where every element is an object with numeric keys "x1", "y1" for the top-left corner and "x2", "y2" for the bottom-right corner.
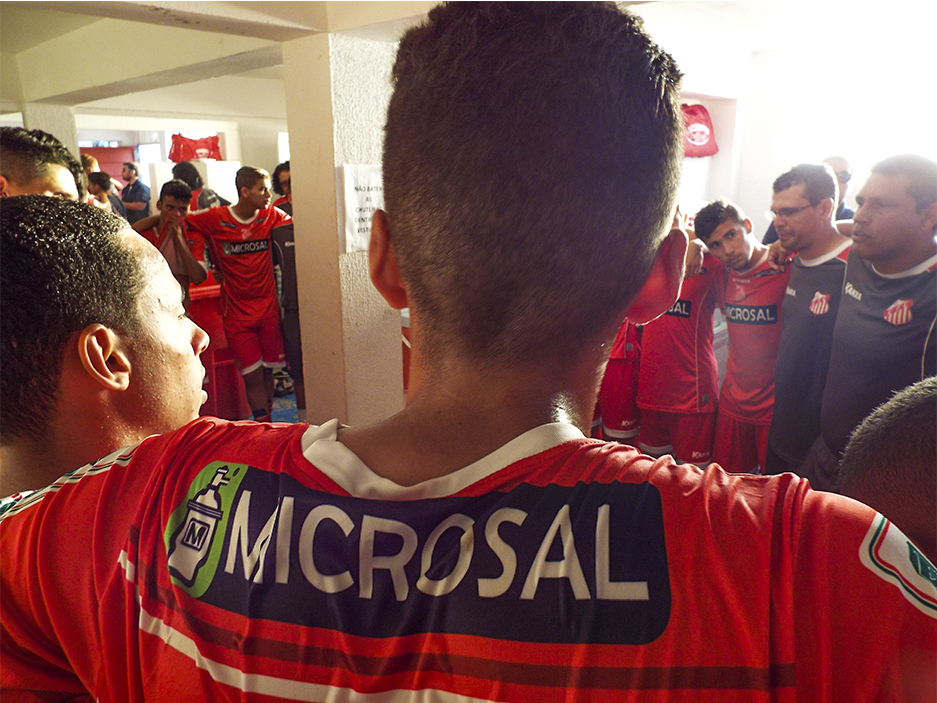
[
  {"x1": 382, "y1": 2, "x2": 684, "y2": 365},
  {"x1": 272, "y1": 161, "x2": 290, "y2": 196},
  {"x1": 171, "y1": 161, "x2": 204, "y2": 191},
  {"x1": 871, "y1": 154, "x2": 937, "y2": 214},
  {"x1": 160, "y1": 178, "x2": 193, "y2": 203},
  {"x1": 0, "y1": 196, "x2": 146, "y2": 443},
  {"x1": 87, "y1": 171, "x2": 112, "y2": 192},
  {"x1": 772, "y1": 163, "x2": 838, "y2": 207},
  {"x1": 692, "y1": 198, "x2": 747, "y2": 243},
  {"x1": 0, "y1": 126, "x2": 86, "y2": 201},
  {"x1": 235, "y1": 166, "x2": 269, "y2": 196}
]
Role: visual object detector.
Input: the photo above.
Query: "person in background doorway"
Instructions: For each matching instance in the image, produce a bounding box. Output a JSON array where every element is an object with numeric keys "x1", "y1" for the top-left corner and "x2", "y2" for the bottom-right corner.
[
  {"x1": 272, "y1": 160, "x2": 292, "y2": 213},
  {"x1": 87, "y1": 171, "x2": 128, "y2": 219},
  {"x1": 171, "y1": 160, "x2": 230, "y2": 212},
  {"x1": 120, "y1": 161, "x2": 151, "y2": 225}
]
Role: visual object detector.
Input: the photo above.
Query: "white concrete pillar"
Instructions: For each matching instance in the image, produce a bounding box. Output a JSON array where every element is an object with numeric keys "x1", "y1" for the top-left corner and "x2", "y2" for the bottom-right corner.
[
  {"x1": 22, "y1": 103, "x2": 79, "y2": 157},
  {"x1": 282, "y1": 32, "x2": 404, "y2": 427}
]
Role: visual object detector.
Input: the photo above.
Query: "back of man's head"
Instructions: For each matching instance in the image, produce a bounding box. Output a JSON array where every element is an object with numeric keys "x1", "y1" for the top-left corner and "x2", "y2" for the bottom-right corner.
[
  {"x1": 383, "y1": 2, "x2": 683, "y2": 365},
  {"x1": 772, "y1": 163, "x2": 838, "y2": 209},
  {"x1": 0, "y1": 196, "x2": 145, "y2": 444},
  {"x1": 87, "y1": 171, "x2": 112, "y2": 193},
  {"x1": 871, "y1": 154, "x2": 937, "y2": 214},
  {"x1": 171, "y1": 161, "x2": 203, "y2": 191},
  {"x1": 693, "y1": 198, "x2": 746, "y2": 243},
  {"x1": 0, "y1": 126, "x2": 85, "y2": 201},
  {"x1": 838, "y1": 377, "x2": 937, "y2": 561},
  {"x1": 160, "y1": 178, "x2": 193, "y2": 204}
]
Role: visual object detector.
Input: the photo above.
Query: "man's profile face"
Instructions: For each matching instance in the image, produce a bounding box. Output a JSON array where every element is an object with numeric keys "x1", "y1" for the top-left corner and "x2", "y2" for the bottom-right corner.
[
  {"x1": 158, "y1": 196, "x2": 189, "y2": 223},
  {"x1": 703, "y1": 219, "x2": 754, "y2": 271},
  {"x1": 122, "y1": 165, "x2": 135, "y2": 182},
  {"x1": 123, "y1": 233, "x2": 210, "y2": 434},
  {"x1": 771, "y1": 183, "x2": 823, "y2": 254},
  {"x1": 0, "y1": 164, "x2": 79, "y2": 201},
  {"x1": 852, "y1": 173, "x2": 933, "y2": 267},
  {"x1": 244, "y1": 178, "x2": 271, "y2": 211},
  {"x1": 824, "y1": 157, "x2": 851, "y2": 204}
]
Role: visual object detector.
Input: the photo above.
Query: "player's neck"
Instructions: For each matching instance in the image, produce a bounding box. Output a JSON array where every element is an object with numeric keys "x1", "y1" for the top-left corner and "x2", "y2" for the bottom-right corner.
[
  {"x1": 338, "y1": 335, "x2": 612, "y2": 486},
  {"x1": 871, "y1": 236, "x2": 937, "y2": 275},
  {"x1": 231, "y1": 200, "x2": 260, "y2": 221},
  {"x1": 799, "y1": 223, "x2": 849, "y2": 260}
]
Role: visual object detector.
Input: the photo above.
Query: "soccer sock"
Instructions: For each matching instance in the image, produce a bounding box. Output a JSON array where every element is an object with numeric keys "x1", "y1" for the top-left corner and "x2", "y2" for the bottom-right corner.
[{"x1": 252, "y1": 408, "x2": 271, "y2": 423}]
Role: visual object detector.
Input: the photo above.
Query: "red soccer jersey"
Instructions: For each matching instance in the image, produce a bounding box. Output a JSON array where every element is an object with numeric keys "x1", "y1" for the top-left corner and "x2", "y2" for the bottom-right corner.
[
  {"x1": 637, "y1": 252, "x2": 719, "y2": 413},
  {"x1": 187, "y1": 205, "x2": 290, "y2": 320},
  {"x1": 2, "y1": 418, "x2": 935, "y2": 702},
  {"x1": 716, "y1": 250, "x2": 791, "y2": 424},
  {"x1": 607, "y1": 317, "x2": 640, "y2": 361},
  {"x1": 138, "y1": 219, "x2": 206, "y2": 264}
]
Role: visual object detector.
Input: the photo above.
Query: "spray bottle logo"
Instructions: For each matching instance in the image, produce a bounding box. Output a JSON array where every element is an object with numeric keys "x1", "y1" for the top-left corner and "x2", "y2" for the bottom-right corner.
[{"x1": 167, "y1": 464, "x2": 244, "y2": 590}]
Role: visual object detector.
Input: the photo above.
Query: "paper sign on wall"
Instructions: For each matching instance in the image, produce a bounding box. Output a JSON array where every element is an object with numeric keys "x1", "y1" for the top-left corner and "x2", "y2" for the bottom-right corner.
[{"x1": 342, "y1": 164, "x2": 383, "y2": 253}]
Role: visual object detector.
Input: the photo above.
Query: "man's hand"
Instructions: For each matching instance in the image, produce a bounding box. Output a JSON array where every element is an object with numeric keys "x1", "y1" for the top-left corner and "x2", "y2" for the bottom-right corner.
[
  {"x1": 684, "y1": 238, "x2": 704, "y2": 278},
  {"x1": 766, "y1": 239, "x2": 794, "y2": 271}
]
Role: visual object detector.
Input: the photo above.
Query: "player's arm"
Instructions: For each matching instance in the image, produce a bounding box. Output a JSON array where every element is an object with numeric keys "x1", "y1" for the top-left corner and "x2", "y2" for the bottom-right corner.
[
  {"x1": 765, "y1": 240, "x2": 794, "y2": 271},
  {"x1": 172, "y1": 225, "x2": 208, "y2": 285},
  {"x1": 131, "y1": 214, "x2": 160, "y2": 233},
  {"x1": 834, "y1": 219, "x2": 854, "y2": 237},
  {"x1": 793, "y1": 490, "x2": 937, "y2": 701},
  {"x1": 122, "y1": 200, "x2": 148, "y2": 212}
]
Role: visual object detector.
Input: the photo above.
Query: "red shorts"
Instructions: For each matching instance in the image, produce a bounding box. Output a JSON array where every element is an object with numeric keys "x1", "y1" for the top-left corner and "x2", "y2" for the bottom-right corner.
[
  {"x1": 713, "y1": 411, "x2": 769, "y2": 474},
  {"x1": 222, "y1": 313, "x2": 286, "y2": 375},
  {"x1": 597, "y1": 357, "x2": 640, "y2": 441},
  {"x1": 638, "y1": 409, "x2": 716, "y2": 465}
]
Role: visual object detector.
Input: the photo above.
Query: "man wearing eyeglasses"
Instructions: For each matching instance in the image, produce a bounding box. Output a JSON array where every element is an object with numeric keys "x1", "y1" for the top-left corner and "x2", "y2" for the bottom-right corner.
[
  {"x1": 764, "y1": 164, "x2": 852, "y2": 477},
  {"x1": 801, "y1": 154, "x2": 937, "y2": 490}
]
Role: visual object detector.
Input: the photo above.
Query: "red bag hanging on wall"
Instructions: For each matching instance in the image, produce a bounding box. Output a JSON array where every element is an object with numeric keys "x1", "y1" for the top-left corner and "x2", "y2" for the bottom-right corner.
[
  {"x1": 682, "y1": 104, "x2": 718, "y2": 157},
  {"x1": 168, "y1": 134, "x2": 223, "y2": 162}
]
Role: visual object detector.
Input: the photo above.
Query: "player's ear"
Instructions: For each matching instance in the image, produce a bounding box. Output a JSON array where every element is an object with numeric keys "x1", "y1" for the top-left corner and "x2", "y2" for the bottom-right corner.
[
  {"x1": 0, "y1": 175, "x2": 13, "y2": 197},
  {"x1": 76, "y1": 324, "x2": 132, "y2": 391},
  {"x1": 369, "y1": 209, "x2": 409, "y2": 310},
  {"x1": 624, "y1": 227, "x2": 687, "y2": 324},
  {"x1": 743, "y1": 218, "x2": 753, "y2": 234},
  {"x1": 817, "y1": 197, "x2": 835, "y2": 220}
]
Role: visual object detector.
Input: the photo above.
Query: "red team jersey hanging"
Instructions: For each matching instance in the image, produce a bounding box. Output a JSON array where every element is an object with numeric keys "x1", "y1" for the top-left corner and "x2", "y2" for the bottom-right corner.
[{"x1": 681, "y1": 104, "x2": 718, "y2": 157}]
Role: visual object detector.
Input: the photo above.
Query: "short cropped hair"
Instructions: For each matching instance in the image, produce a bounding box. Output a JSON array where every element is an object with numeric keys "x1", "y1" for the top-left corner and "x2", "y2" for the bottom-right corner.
[
  {"x1": 871, "y1": 154, "x2": 937, "y2": 213},
  {"x1": 87, "y1": 171, "x2": 112, "y2": 192},
  {"x1": 0, "y1": 196, "x2": 146, "y2": 443},
  {"x1": 171, "y1": 161, "x2": 203, "y2": 191},
  {"x1": 160, "y1": 178, "x2": 193, "y2": 203},
  {"x1": 693, "y1": 199, "x2": 747, "y2": 243},
  {"x1": 123, "y1": 161, "x2": 140, "y2": 176},
  {"x1": 0, "y1": 126, "x2": 86, "y2": 201},
  {"x1": 272, "y1": 161, "x2": 290, "y2": 196},
  {"x1": 235, "y1": 166, "x2": 268, "y2": 195},
  {"x1": 773, "y1": 163, "x2": 838, "y2": 206},
  {"x1": 837, "y1": 377, "x2": 936, "y2": 556},
  {"x1": 383, "y1": 3, "x2": 683, "y2": 364}
]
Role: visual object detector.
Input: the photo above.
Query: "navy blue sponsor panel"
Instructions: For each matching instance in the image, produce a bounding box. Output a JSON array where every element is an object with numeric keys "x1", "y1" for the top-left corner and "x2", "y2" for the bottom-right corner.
[
  {"x1": 221, "y1": 239, "x2": 271, "y2": 256},
  {"x1": 665, "y1": 299, "x2": 692, "y2": 318},
  {"x1": 199, "y1": 469, "x2": 672, "y2": 645},
  {"x1": 725, "y1": 304, "x2": 778, "y2": 325}
]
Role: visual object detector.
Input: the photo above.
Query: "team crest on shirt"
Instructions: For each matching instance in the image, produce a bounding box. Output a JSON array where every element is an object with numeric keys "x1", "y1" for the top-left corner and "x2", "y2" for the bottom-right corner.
[
  {"x1": 809, "y1": 292, "x2": 830, "y2": 316},
  {"x1": 883, "y1": 298, "x2": 914, "y2": 326}
]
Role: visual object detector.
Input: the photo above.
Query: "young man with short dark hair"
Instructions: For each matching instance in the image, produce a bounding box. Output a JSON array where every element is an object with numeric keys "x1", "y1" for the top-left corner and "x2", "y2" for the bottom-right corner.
[
  {"x1": 694, "y1": 199, "x2": 790, "y2": 474},
  {"x1": 184, "y1": 166, "x2": 291, "y2": 421},
  {"x1": 135, "y1": 179, "x2": 208, "y2": 308},
  {"x1": 0, "y1": 126, "x2": 84, "y2": 201},
  {"x1": 0, "y1": 196, "x2": 209, "y2": 497},
  {"x1": 0, "y1": 5, "x2": 933, "y2": 701}
]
